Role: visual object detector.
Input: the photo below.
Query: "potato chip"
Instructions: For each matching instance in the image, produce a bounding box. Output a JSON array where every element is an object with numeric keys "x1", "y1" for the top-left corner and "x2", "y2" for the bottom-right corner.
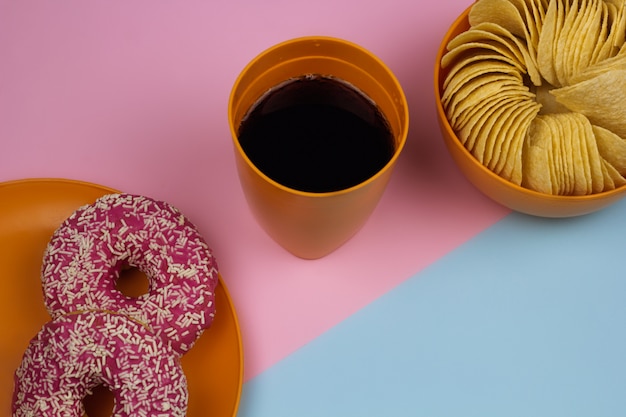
[
  {"x1": 569, "y1": 113, "x2": 593, "y2": 194},
  {"x1": 470, "y1": 0, "x2": 549, "y2": 84},
  {"x1": 571, "y1": 122, "x2": 589, "y2": 194},
  {"x1": 454, "y1": 81, "x2": 526, "y2": 148},
  {"x1": 454, "y1": 85, "x2": 533, "y2": 141},
  {"x1": 444, "y1": 26, "x2": 526, "y2": 68},
  {"x1": 563, "y1": 113, "x2": 606, "y2": 195},
  {"x1": 570, "y1": 52, "x2": 626, "y2": 83},
  {"x1": 550, "y1": 0, "x2": 572, "y2": 84},
  {"x1": 547, "y1": 114, "x2": 572, "y2": 194},
  {"x1": 589, "y1": 0, "x2": 611, "y2": 64},
  {"x1": 443, "y1": 52, "x2": 524, "y2": 91},
  {"x1": 566, "y1": 112, "x2": 596, "y2": 195},
  {"x1": 443, "y1": 60, "x2": 522, "y2": 104},
  {"x1": 469, "y1": 0, "x2": 529, "y2": 38},
  {"x1": 561, "y1": 0, "x2": 602, "y2": 84},
  {"x1": 608, "y1": 0, "x2": 626, "y2": 47},
  {"x1": 445, "y1": 76, "x2": 510, "y2": 125},
  {"x1": 470, "y1": 98, "x2": 523, "y2": 164},
  {"x1": 571, "y1": 0, "x2": 603, "y2": 78},
  {"x1": 444, "y1": 73, "x2": 526, "y2": 129},
  {"x1": 581, "y1": 117, "x2": 605, "y2": 194},
  {"x1": 542, "y1": 0, "x2": 605, "y2": 87},
  {"x1": 601, "y1": 157, "x2": 626, "y2": 190},
  {"x1": 482, "y1": 98, "x2": 534, "y2": 168},
  {"x1": 590, "y1": 1, "x2": 615, "y2": 65},
  {"x1": 492, "y1": 100, "x2": 540, "y2": 178},
  {"x1": 594, "y1": 1, "x2": 626, "y2": 62},
  {"x1": 554, "y1": 0, "x2": 580, "y2": 87},
  {"x1": 522, "y1": 113, "x2": 600, "y2": 195},
  {"x1": 442, "y1": 40, "x2": 522, "y2": 70},
  {"x1": 509, "y1": 141, "x2": 525, "y2": 185},
  {"x1": 508, "y1": 0, "x2": 549, "y2": 48},
  {"x1": 476, "y1": 22, "x2": 543, "y2": 84},
  {"x1": 611, "y1": 163, "x2": 626, "y2": 187},
  {"x1": 523, "y1": 116, "x2": 554, "y2": 194},
  {"x1": 453, "y1": 88, "x2": 534, "y2": 132},
  {"x1": 445, "y1": 22, "x2": 542, "y2": 84},
  {"x1": 490, "y1": 101, "x2": 540, "y2": 184},
  {"x1": 537, "y1": 0, "x2": 559, "y2": 85},
  {"x1": 601, "y1": 160, "x2": 616, "y2": 190},
  {"x1": 551, "y1": 69, "x2": 626, "y2": 139},
  {"x1": 619, "y1": 34, "x2": 626, "y2": 55},
  {"x1": 592, "y1": 124, "x2": 626, "y2": 175},
  {"x1": 552, "y1": 114, "x2": 570, "y2": 194},
  {"x1": 469, "y1": 0, "x2": 538, "y2": 62}
]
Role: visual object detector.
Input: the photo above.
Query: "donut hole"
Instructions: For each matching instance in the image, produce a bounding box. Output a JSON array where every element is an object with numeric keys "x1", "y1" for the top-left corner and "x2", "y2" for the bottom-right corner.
[
  {"x1": 116, "y1": 265, "x2": 150, "y2": 298},
  {"x1": 83, "y1": 384, "x2": 114, "y2": 416}
]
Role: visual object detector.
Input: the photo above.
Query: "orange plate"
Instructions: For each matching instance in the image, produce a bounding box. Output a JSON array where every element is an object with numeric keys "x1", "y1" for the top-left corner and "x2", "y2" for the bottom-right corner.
[{"x1": 0, "y1": 178, "x2": 243, "y2": 416}]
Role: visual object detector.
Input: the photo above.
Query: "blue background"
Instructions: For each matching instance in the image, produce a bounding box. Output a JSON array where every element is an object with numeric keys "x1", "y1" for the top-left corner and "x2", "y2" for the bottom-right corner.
[{"x1": 240, "y1": 200, "x2": 626, "y2": 416}]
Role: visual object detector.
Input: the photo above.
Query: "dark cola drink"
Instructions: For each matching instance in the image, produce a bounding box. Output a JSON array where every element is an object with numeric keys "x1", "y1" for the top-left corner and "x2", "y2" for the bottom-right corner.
[{"x1": 237, "y1": 74, "x2": 395, "y2": 193}]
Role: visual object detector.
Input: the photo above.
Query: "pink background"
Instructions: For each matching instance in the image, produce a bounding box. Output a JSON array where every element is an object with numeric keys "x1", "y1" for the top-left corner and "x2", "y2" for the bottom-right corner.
[{"x1": 0, "y1": 0, "x2": 508, "y2": 380}]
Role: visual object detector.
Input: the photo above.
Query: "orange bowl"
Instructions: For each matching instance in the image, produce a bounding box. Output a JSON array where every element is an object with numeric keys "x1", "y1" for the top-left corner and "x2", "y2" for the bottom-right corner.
[{"x1": 434, "y1": 6, "x2": 626, "y2": 217}]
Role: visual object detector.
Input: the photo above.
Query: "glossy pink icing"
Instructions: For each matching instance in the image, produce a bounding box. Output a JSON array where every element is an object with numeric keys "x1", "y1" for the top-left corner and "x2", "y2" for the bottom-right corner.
[
  {"x1": 13, "y1": 311, "x2": 187, "y2": 416},
  {"x1": 41, "y1": 193, "x2": 219, "y2": 355}
]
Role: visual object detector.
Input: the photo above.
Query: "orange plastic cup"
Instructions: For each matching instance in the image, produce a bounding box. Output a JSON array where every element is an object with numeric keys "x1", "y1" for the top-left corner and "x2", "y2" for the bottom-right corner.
[{"x1": 228, "y1": 36, "x2": 409, "y2": 259}]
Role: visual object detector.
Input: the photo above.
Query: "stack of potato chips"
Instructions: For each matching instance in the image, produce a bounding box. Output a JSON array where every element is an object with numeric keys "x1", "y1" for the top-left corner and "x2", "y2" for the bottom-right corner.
[{"x1": 442, "y1": 0, "x2": 626, "y2": 195}]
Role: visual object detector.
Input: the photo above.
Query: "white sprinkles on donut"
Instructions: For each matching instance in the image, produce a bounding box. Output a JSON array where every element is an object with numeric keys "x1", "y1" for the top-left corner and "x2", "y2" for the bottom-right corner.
[
  {"x1": 41, "y1": 193, "x2": 219, "y2": 355},
  {"x1": 13, "y1": 311, "x2": 187, "y2": 417}
]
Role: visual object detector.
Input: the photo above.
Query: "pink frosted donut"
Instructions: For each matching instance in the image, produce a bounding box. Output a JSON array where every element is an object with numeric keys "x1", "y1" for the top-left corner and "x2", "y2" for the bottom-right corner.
[
  {"x1": 12, "y1": 311, "x2": 187, "y2": 416},
  {"x1": 41, "y1": 193, "x2": 219, "y2": 355}
]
